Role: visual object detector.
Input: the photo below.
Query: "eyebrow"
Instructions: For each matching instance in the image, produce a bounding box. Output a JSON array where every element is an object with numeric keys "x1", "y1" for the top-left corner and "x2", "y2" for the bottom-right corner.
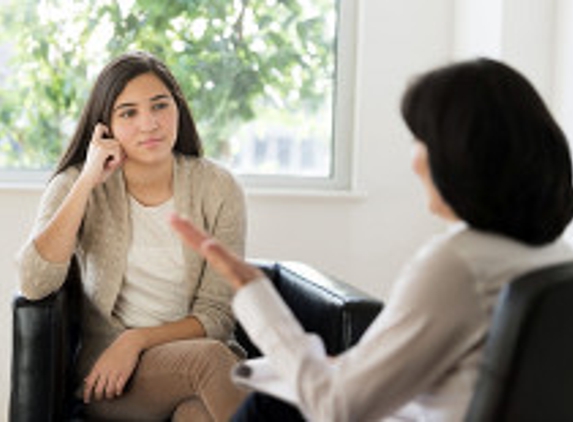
[{"x1": 113, "y1": 94, "x2": 172, "y2": 112}]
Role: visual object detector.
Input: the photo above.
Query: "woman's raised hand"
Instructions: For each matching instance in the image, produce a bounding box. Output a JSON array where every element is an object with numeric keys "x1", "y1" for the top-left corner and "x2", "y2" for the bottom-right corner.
[
  {"x1": 170, "y1": 213, "x2": 263, "y2": 290},
  {"x1": 82, "y1": 123, "x2": 125, "y2": 187}
]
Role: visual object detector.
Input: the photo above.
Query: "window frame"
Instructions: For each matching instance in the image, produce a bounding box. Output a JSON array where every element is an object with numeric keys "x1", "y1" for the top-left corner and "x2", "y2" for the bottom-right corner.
[{"x1": 239, "y1": 0, "x2": 356, "y2": 191}]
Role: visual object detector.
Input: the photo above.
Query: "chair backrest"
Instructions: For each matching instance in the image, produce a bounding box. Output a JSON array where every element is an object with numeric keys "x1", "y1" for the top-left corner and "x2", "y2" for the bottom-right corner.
[{"x1": 465, "y1": 260, "x2": 573, "y2": 422}]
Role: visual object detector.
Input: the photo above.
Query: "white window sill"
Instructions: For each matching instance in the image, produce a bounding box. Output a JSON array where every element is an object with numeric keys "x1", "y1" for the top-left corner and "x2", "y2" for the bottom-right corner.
[
  {"x1": 0, "y1": 179, "x2": 368, "y2": 202},
  {"x1": 246, "y1": 187, "x2": 367, "y2": 201}
]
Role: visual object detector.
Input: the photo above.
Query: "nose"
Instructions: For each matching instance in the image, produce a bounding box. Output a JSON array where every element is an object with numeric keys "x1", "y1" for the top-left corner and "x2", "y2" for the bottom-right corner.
[{"x1": 139, "y1": 111, "x2": 159, "y2": 132}]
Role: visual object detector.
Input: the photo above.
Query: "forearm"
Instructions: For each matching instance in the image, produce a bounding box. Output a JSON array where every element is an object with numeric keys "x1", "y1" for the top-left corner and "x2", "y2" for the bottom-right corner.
[
  {"x1": 34, "y1": 175, "x2": 94, "y2": 263},
  {"x1": 130, "y1": 315, "x2": 207, "y2": 352}
]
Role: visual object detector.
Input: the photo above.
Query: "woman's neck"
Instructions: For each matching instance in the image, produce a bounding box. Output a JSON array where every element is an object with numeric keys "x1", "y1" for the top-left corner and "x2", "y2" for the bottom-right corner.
[{"x1": 123, "y1": 156, "x2": 174, "y2": 206}]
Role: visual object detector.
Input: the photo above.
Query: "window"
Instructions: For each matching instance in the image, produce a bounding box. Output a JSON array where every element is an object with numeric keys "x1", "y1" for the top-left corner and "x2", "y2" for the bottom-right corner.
[{"x1": 0, "y1": 0, "x2": 354, "y2": 189}]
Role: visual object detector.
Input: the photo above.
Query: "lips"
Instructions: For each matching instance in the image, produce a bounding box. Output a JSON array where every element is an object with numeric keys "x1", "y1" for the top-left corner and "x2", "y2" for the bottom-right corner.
[{"x1": 139, "y1": 138, "x2": 162, "y2": 147}]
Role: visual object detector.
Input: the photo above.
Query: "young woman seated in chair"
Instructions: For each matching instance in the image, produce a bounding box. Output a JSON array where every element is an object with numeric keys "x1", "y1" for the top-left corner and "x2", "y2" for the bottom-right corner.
[{"x1": 18, "y1": 51, "x2": 247, "y2": 422}]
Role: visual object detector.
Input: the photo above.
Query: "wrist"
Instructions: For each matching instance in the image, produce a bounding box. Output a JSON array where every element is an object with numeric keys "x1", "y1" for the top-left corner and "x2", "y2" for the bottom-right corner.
[
  {"x1": 122, "y1": 328, "x2": 148, "y2": 352},
  {"x1": 76, "y1": 171, "x2": 99, "y2": 192}
]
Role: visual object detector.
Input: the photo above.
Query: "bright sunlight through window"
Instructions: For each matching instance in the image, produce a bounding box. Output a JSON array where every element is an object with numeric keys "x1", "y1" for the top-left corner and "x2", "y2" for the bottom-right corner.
[{"x1": 0, "y1": 0, "x2": 350, "y2": 189}]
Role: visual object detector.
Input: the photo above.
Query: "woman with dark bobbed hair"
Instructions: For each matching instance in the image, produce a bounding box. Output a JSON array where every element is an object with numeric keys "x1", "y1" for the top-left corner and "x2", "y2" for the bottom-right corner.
[
  {"x1": 18, "y1": 51, "x2": 247, "y2": 421},
  {"x1": 171, "y1": 58, "x2": 573, "y2": 421},
  {"x1": 401, "y1": 58, "x2": 573, "y2": 245}
]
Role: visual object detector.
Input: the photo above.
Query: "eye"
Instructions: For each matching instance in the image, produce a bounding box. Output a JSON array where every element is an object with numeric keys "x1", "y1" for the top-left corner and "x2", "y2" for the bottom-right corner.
[
  {"x1": 152, "y1": 102, "x2": 169, "y2": 111},
  {"x1": 118, "y1": 108, "x2": 136, "y2": 119}
]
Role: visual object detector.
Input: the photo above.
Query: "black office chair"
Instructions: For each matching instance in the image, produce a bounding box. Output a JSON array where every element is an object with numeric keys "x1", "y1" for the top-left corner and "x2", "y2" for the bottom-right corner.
[
  {"x1": 10, "y1": 258, "x2": 383, "y2": 422},
  {"x1": 465, "y1": 260, "x2": 573, "y2": 422}
]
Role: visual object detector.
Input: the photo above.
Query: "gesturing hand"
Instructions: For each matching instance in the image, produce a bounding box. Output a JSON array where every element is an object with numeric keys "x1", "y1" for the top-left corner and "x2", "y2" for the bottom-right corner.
[
  {"x1": 83, "y1": 329, "x2": 144, "y2": 403},
  {"x1": 82, "y1": 123, "x2": 125, "y2": 187},
  {"x1": 169, "y1": 213, "x2": 263, "y2": 290}
]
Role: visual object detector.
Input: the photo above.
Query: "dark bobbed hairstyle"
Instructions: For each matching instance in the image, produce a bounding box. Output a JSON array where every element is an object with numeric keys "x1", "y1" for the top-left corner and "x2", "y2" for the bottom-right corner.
[
  {"x1": 54, "y1": 51, "x2": 203, "y2": 175},
  {"x1": 401, "y1": 58, "x2": 573, "y2": 245}
]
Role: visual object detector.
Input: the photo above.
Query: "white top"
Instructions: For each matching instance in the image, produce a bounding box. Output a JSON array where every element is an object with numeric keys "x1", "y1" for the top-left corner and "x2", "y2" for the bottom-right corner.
[
  {"x1": 113, "y1": 196, "x2": 188, "y2": 327},
  {"x1": 232, "y1": 225, "x2": 573, "y2": 422}
]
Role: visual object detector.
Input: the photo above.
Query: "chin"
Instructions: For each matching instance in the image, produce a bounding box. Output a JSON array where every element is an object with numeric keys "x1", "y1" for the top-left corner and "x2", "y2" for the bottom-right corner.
[{"x1": 430, "y1": 204, "x2": 458, "y2": 222}]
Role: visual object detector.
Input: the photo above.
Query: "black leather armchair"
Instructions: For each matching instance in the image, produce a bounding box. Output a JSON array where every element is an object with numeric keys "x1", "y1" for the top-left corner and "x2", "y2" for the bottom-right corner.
[
  {"x1": 465, "y1": 260, "x2": 573, "y2": 422},
  {"x1": 11, "y1": 259, "x2": 383, "y2": 422}
]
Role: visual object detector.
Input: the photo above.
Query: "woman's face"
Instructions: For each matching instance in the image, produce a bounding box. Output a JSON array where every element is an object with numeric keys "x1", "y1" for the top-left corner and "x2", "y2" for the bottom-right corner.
[
  {"x1": 110, "y1": 72, "x2": 179, "y2": 165},
  {"x1": 411, "y1": 141, "x2": 459, "y2": 221}
]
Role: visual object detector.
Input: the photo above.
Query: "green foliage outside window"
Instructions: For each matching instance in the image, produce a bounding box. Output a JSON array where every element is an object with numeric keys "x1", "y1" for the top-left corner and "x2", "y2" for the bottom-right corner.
[{"x1": 0, "y1": 0, "x2": 335, "y2": 172}]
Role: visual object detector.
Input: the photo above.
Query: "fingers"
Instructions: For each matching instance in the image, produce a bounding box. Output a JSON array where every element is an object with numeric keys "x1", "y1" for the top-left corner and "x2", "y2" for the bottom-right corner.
[
  {"x1": 115, "y1": 373, "x2": 128, "y2": 397},
  {"x1": 169, "y1": 213, "x2": 264, "y2": 288},
  {"x1": 82, "y1": 123, "x2": 124, "y2": 186},
  {"x1": 92, "y1": 122, "x2": 109, "y2": 142},
  {"x1": 169, "y1": 213, "x2": 209, "y2": 250},
  {"x1": 203, "y1": 240, "x2": 244, "y2": 277},
  {"x1": 169, "y1": 214, "x2": 235, "y2": 266},
  {"x1": 83, "y1": 372, "x2": 126, "y2": 403},
  {"x1": 82, "y1": 333, "x2": 140, "y2": 403},
  {"x1": 103, "y1": 148, "x2": 125, "y2": 172},
  {"x1": 93, "y1": 374, "x2": 107, "y2": 401},
  {"x1": 92, "y1": 125, "x2": 117, "y2": 152},
  {"x1": 83, "y1": 373, "x2": 94, "y2": 403},
  {"x1": 84, "y1": 371, "x2": 108, "y2": 403},
  {"x1": 91, "y1": 123, "x2": 119, "y2": 152}
]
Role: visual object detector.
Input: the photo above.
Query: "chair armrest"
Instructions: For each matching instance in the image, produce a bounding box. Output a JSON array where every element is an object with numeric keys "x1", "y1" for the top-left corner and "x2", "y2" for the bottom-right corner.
[
  {"x1": 11, "y1": 289, "x2": 71, "y2": 422},
  {"x1": 11, "y1": 258, "x2": 82, "y2": 422},
  {"x1": 238, "y1": 260, "x2": 383, "y2": 357},
  {"x1": 275, "y1": 261, "x2": 383, "y2": 354}
]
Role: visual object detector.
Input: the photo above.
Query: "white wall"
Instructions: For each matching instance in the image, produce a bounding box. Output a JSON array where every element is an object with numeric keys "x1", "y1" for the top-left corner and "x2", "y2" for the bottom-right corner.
[
  {"x1": 247, "y1": 0, "x2": 455, "y2": 299},
  {"x1": 0, "y1": 0, "x2": 567, "y2": 418},
  {"x1": 554, "y1": 0, "x2": 573, "y2": 138},
  {"x1": 0, "y1": 189, "x2": 43, "y2": 420}
]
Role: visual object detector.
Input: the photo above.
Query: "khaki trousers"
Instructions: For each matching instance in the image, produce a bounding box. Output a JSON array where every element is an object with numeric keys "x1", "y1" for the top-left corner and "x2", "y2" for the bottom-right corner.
[{"x1": 85, "y1": 338, "x2": 247, "y2": 422}]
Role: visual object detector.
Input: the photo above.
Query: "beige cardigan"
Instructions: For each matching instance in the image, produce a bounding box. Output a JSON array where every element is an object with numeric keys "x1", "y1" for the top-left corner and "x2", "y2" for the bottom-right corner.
[{"x1": 17, "y1": 154, "x2": 246, "y2": 377}]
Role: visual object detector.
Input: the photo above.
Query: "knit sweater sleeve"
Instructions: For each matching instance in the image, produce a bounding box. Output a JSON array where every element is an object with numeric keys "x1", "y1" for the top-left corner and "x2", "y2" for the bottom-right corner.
[
  {"x1": 189, "y1": 162, "x2": 247, "y2": 340},
  {"x1": 16, "y1": 168, "x2": 80, "y2": 299}
]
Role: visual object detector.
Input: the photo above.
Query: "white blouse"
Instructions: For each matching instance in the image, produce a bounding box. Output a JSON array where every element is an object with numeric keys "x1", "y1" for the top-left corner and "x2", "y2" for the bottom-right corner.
[
  {"x1": 232, "y1": 225, "x2": 573, "y2": 421},
  {"x1": 113, "y1": 196, "x2": 188, "y2": 328}
]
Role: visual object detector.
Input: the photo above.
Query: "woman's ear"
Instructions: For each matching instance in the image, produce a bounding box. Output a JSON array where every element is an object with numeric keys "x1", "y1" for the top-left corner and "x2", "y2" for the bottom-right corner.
[
  {"x1": 412, "y1": 142, "x2": 459, "y2": 222},
  {"x1": 411, "y1": 141, "x2": 429, "y2": 178}
]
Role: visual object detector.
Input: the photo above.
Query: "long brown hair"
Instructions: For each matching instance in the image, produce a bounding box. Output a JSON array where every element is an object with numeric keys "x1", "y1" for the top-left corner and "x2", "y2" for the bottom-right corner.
[{"x1": 54, "y1": 51, "x2": 203, "y2": 175}]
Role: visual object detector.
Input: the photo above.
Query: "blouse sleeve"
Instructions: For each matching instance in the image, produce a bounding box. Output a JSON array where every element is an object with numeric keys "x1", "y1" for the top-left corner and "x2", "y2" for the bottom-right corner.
[
  {"x1": 16, "y1": 169, "x2": 80, "y2": 299},
  {"x1": 190, "y1": 166, "x2": 247, "y2": 341},
  {"x1": 233, "y1": 235, "x2": 485, "y2": 421}
]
